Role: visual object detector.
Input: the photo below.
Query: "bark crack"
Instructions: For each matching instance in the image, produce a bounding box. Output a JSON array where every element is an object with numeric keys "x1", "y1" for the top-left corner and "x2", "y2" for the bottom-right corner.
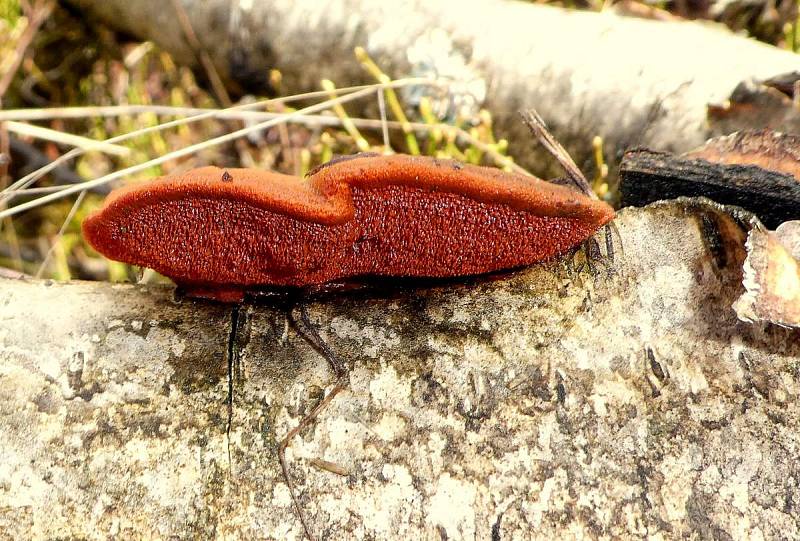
[{"x1": 226, "y1": 304, "x2": 241, "y2": 472}]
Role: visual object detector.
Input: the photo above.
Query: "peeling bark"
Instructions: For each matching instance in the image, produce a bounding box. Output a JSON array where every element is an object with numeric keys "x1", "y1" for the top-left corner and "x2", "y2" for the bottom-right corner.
[
  {"x1": 619, "y1": 147, "x2": 800, "y2": 228},
  {"x1": 1, "y1": 200, "x2": 798, "y2": 539}
]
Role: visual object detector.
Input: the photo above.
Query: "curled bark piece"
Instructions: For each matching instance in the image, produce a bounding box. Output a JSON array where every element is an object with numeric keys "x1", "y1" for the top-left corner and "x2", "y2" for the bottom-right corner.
[
  {"x1": 708, "y1": 78, "x2": 800, "y2": 138},
  {"x1": 776, "y1": 220, "x2": 800, "y2": 258},
  {"x1": 734, "y1": 224, "x2": 800, "y2": 328},
  {"x1": 623, "y1": 129, "x2": 800, "y2": 328},
  {"x1": 684, "y1": 129, "x2": 800, "y2": 180},
  {"x1": 619, "y1": 136, "x2": 800, "y2": 228}
]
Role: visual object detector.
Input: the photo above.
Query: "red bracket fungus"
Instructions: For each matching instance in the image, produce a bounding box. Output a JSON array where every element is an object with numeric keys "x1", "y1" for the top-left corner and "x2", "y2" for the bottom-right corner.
[
  {"x1": 81, "y1": 152, "x2": 616, "y2": 539},
  {"x1": 83, "y1": 154, "x2": 615, "y2": 301}
]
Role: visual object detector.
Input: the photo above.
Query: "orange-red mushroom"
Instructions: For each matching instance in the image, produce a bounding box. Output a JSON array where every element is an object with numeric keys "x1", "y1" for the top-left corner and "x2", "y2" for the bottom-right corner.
[{"x1": 83, "y1": 154, "x2": 614, "y2": 301}]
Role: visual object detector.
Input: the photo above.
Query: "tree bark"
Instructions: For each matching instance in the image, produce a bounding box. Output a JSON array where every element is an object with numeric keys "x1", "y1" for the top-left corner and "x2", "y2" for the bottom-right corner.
[
  {"x1": 65, "y1": 0, "x2": 800, "y2": 179},
  {"x1": 1, "y1": 200, "x2": 798, "y2": 539},
  {"x1": 620, "y1": 148, "x2": 800, "y2": 228}
]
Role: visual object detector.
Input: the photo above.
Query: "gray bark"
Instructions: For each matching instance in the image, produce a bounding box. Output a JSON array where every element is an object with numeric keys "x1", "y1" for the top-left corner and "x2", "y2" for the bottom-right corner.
[
  {"x1": 65, "y1": 0, "x2": 800, "y2": 179},
  {"x1": 1, "y1": 200, "x2": 799, "y2": 539}
]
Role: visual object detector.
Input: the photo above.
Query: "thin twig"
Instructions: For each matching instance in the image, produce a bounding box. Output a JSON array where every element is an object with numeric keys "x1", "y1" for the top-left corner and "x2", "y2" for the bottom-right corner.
[
  {"x1": 0, "y1": 0, "x2": 55, "y2": 98},
  {"x1": 282, "y1": 304, "x2": 350, "y2": 541},
  {"x1": 519, "y1": 109, "x2": 596, "y2": 198},
  {"x1": 170, "y1": 0, "x2": 232, "y2": 107}
]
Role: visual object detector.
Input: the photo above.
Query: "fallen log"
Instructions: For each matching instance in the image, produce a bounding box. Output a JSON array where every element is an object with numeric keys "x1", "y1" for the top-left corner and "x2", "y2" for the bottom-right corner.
[{"x1": 1, "y1": 200, "x2": 798, "y2": 538}]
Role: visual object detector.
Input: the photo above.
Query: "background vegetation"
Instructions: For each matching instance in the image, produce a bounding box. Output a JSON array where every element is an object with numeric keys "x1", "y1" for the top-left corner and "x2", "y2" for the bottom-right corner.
[{"x1": 0, "y1": 0, "x2": 797, "y2": 282}]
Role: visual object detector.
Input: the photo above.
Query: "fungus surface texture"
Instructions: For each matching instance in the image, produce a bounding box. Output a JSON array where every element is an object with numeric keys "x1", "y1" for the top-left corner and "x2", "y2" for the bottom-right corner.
[{"x1": 83, "y1": 154, "x2": 615, "y2": 300}]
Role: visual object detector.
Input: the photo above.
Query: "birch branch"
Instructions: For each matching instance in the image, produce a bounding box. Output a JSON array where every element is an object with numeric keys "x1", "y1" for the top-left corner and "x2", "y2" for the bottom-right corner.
[{"x1": 1, "y1": 201, "x2": 798, "y2": 538}]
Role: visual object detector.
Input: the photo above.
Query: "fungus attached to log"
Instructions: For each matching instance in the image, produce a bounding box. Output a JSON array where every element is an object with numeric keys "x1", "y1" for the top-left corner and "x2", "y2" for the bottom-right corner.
[{"x1": 83, "y1": 154, "x2": 614, "y2": 301}]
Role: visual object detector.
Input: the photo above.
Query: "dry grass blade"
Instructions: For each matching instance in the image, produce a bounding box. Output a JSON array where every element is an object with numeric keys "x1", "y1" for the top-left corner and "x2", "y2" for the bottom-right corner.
[
  {"x1": 322, "y1": 79, "x2": 370, "y2": 152},
  {"x1": 376, "y1": 88, "x2": 391, "y2": 151},
  {"x1": 0, "y1": 78, "x2": 439, "y2": 200},
  {"x1": 3, "y1": 120, "x2": 130, "y2": 156},
  {"x1": 355, "y1": 46, "x2": 420, "y2": 155},
  {"x1": 0, "y1": 79, "x2": 437, "y2": 220},
  {"x1": 35, "y1": 190, "x2": 86, "y2": 278},
  {"x1": 519, "y1": 109, "x2": 596, "y2": 198},
  {"x1": 1, "y1": 94, "x2": 526, "y2": 208},
  {"x1": 3, "y1": 112, "x2": 529, "y2": 201},
  {"x1": 3, "y1": 185, "x2": 80, "y2": 198},
  {"x1": 0, "y1": 81, "x2": 435, "y2": 121}
]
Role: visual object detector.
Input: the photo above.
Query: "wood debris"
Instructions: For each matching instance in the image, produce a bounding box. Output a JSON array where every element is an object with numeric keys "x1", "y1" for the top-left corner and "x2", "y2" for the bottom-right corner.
[{"x1": 620, "y1": 129, "x2": 800, "y2": 229}]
